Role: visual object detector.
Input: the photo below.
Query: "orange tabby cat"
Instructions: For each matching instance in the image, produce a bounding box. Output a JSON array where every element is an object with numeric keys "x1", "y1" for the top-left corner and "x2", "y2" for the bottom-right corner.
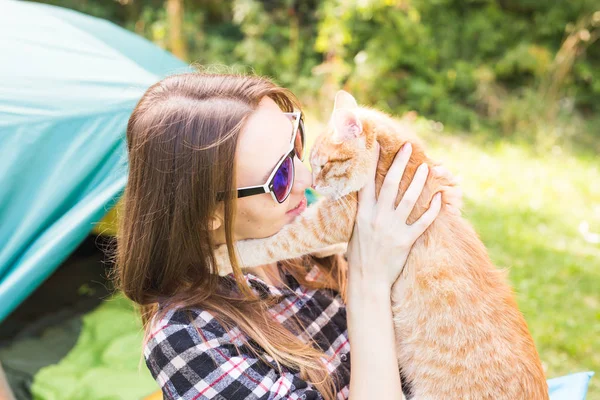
[{"x1": 216, "y1": 91, "x2": 548, "y2": 399}]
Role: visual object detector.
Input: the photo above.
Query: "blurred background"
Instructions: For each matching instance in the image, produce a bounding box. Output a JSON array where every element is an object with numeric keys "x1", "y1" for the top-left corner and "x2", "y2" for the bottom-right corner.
[
  {"x1": 0, "y1": 0, "x2": 598, "y2": 399},
  {"x1": 34, "y1": 0, "x2": 600, "y2": 138}
]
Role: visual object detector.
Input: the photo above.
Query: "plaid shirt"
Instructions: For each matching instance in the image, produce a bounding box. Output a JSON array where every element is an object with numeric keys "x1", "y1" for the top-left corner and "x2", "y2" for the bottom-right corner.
[{"x1": 144, "y1": 267, "x2": 351, "y2": 400}]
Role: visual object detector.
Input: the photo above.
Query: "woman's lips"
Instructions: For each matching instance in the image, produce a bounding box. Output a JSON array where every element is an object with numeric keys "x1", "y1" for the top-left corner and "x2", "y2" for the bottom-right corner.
[{"x1": 286, "y1": 196, "x2": 307, "y2": 216}]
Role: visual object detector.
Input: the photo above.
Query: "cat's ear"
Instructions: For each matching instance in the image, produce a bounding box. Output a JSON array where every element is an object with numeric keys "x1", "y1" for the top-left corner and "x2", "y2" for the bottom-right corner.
[
  {"x1": 332, "y1": 108, "x2": 363, "y2": 142},
  {"x1": 334, "y1": 90, "x2": 358, "y2": 110}
]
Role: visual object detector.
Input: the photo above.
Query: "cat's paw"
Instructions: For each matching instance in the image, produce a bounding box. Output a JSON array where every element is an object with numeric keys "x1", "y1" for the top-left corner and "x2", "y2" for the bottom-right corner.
[
  {"x1": 214, "y1": 244, "x2": 234, "y2": 276},
  {"x1": 431, "y1": 164, "x2": 463, "y2": 216},
  {"x1": 213, "y1": 240, "x2": 269, "y2": 275},
  {"x1": 311, "y1": 242, "x2": 348, "y2": 258}
]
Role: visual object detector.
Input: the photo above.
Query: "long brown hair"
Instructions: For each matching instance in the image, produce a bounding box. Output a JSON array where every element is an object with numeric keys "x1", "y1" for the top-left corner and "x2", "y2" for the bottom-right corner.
[{"x1": 114, "y1": 72, "x2": 346, "y2": 399}]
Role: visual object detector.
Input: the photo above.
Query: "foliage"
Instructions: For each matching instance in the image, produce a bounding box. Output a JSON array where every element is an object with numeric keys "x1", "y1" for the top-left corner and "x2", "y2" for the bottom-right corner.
[
  {"x1": 24, "y1": 0, "x2": 600, "y2": 396},
  {"x1": 423, "y1": 128, "x2": 600, "y2": 398},
  {"x1": 34, "y1": 0, "x2": 599, "y2": 139},
  {"x1": 302, "y1": 115, "x2": 600, "y2": 397}
]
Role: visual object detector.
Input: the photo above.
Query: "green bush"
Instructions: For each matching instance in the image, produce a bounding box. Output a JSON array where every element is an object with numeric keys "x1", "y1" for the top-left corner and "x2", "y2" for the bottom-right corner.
[{"x1": 36, "y1": 0, "x2": 599, "y2": 138}]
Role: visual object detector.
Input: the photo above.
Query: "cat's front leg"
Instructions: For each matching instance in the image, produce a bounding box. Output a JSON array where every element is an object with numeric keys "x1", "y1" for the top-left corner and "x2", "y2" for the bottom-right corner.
[
  {"x1": 310, "y1": 242, "x2": 348, "y2": 258},
  {"x1": 215, "y1": 194, "x2": 357, "y2": 274}
]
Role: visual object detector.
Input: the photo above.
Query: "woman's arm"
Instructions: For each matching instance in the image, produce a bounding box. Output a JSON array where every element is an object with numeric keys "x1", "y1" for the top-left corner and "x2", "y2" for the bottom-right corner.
[
  {"x1": 348, "y1": 281, "x2": 405, "y2": 399},
  {"x1": 346, "y1": 143, "x2": 441, "y2": 400}
]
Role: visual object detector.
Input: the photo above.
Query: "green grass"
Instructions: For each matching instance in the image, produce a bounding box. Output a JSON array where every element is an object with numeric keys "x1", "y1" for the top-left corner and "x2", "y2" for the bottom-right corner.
[
  {"x1": 22, "y1": 118, "x2": 597, "y2": 400},
  {"x1": 424, "y1": 131, "x2": 599, "y2": 397},
  {"x1": 306, "y1": 117, "x2": 599, "y2": 397}
]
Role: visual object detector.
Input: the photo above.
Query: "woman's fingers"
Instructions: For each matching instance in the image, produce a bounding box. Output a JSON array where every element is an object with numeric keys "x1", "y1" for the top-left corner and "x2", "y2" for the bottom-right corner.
[
  {"x1": 378, "y1": 142, "x2": 412, "y2": 210},
  {"x1": 409, "y1": 192, "x2": 442, "y2": 236},
  {"x1": 395, "y1": 162, "x2": 429, "y2": 221}
]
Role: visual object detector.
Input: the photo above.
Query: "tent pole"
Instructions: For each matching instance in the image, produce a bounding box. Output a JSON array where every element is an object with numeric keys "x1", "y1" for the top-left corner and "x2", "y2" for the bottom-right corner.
[{"x1": 0, "y1": 362, "x2": 16, "y2": 400}]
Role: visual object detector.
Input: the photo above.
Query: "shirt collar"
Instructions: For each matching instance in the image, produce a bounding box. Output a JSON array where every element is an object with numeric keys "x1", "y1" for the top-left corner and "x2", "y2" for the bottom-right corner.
[{"x1": 224, "y1": 268, "x2": 302, "y2": 299}]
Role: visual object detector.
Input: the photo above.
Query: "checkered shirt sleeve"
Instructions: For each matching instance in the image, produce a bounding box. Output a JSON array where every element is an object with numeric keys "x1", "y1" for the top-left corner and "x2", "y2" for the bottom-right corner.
[
  {"x1": 144, "y1": 308, "x2": 324, "y2": 399},
  {"x1": 144, "y1": 272, "x2": 351, "y2": 400}
]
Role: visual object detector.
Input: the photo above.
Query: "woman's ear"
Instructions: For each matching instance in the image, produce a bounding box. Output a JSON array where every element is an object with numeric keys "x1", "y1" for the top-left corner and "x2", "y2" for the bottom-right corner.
[
  {"x1": 208, "y1": 216, "x2": 222, "y2": 231},
  {"x1": 208, "y1": 207, "x2": 223, "y2": 231}
]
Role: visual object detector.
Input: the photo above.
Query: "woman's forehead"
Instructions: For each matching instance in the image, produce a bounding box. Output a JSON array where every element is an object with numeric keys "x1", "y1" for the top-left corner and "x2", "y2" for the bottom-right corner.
[{"x1": 235, "y1": 97, "x2": 293, "y2": 187}]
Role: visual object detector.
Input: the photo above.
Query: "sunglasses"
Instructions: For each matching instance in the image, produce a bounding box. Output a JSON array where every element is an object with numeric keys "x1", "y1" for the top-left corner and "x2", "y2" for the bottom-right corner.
[{"x1": 217, "y1": 111, "x2": 305, "y2": 204}]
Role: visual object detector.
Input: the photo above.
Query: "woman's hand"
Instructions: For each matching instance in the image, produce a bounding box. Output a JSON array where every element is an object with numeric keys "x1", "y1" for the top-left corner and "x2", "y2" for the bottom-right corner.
[
  {"x1": 346, "y1": 142, "x2": 442, "y2": 293},
  {"x1": 345, "y1": 142, "x2": 443, "y2": 400}
]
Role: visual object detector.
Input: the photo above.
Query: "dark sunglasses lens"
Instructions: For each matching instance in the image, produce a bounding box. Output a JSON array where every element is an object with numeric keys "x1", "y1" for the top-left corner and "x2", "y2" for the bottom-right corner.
[
  {"x1": 273, "y1": 156, "x2": 293, "y2": 202},
  {"x1": 295, "y1": 117, "x2": 305, "y2": 161}
]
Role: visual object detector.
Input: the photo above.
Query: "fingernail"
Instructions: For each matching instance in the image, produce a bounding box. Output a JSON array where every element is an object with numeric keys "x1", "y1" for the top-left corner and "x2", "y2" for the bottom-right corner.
[
  {"x1": 402, "y1": 142, "x2": 412, "y2": 154},
  {"x1": 435, "y1": 192, "x2": 442, "y2": 201},
  {"x1": 420, "y1": 163, "x2": 429, "y2": 173}
]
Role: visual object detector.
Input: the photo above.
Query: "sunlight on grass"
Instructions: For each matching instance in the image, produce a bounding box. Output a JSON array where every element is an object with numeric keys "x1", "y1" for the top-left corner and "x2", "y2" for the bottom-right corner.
[
  {"x1": 423, "y1": 132, "x2": 599, "y2": 394},
  {"x1": 305, "y1": 116, "x2": 599, "y2": 396}
]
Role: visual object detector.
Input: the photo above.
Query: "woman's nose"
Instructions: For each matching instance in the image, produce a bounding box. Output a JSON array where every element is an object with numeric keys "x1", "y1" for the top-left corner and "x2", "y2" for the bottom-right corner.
[{"x1": 293, "y1": 157, "x2": 312, "y2": 193}]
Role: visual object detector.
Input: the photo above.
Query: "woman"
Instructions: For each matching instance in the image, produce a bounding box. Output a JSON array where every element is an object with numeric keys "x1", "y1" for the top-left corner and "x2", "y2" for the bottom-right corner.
[{"x1": 116, "y1": 73, "x2": 448, "y2": 400}]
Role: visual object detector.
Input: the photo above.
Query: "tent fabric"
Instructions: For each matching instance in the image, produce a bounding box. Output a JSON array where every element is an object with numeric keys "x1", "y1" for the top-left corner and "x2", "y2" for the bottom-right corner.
[
  {"x1": 30, "y1": 294, "x2": 157, "y2": 400},
  {"x1": 0, "y1": 0, "x2": 188, "y2": 323},
  {"x1": 4, "y1": 292, "x2": 595, "y2": 399},
  {"x1": 0, "y1": 1, "x2": 593, "y2": 398},
  {"x1": 548, "y1": 372, "x2": 594, "y2": 400},
  {"x1": 0, "y1": 314, "x2": 82, "y2": 399}
]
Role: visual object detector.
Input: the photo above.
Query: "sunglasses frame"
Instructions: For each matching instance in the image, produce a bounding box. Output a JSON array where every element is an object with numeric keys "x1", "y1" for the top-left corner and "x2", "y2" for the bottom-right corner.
[{"x1": 217, "y1": 111, "x2": 305, "y2": 204}]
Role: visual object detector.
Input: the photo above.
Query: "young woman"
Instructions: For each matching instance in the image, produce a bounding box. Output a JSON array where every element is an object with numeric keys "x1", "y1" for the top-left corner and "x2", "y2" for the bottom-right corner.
[{"x1": 116, "y1": 73, "x2": 448, "y2": 400}]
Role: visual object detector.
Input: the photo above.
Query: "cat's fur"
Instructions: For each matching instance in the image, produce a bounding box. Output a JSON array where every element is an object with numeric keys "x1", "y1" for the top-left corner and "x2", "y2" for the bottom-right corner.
[{"x1": 215, "y1": 91, "x2": 548, "y2": 399}]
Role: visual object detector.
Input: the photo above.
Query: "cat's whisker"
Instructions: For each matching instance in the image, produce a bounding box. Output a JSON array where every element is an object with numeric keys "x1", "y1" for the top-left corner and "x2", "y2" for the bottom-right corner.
[
  {"x1": 333, "y1": 192, "x2": 353, "y2": 225},
  {"x1": 229, "y1": 99, "x2": 548, "y2": 399}
]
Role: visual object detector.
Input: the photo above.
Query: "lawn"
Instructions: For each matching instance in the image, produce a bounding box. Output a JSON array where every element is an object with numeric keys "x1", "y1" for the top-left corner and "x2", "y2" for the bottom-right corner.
[
  {"x1": 306, "y1": 115, "x2": 599, "y2": 397},
  {"x1": 429, "y1": 132, "x2": 599, "y2": 397},
  {"x1": 27, "y1": 118, "x2": 598, "y2": 399}
]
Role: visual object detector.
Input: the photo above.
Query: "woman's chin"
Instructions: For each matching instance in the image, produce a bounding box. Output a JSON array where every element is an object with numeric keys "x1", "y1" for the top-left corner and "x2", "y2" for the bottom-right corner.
[{"x1": 286, "y1": 196, "x2": 307, "y2": 221}]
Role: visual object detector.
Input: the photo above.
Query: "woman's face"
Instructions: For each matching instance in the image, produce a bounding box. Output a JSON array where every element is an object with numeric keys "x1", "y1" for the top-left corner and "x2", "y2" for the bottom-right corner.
[{"x1": 225, "y1": 96, "x2": 312, "y2": 241}]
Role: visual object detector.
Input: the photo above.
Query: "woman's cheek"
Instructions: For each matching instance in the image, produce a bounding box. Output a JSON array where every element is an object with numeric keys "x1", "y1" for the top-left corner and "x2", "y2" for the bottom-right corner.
[
  {"x1": 234, "y1": 193, "x2": 290, "y2": 239},
  {"x1": 252, "y1": 199, "x2": 288, "y2": 237},
  {"x1": 271, "y1": 205, "x2": 290, "y2": 229}
]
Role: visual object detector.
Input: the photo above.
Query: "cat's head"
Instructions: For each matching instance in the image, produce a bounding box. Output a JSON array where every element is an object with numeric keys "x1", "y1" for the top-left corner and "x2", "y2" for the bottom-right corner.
[{"x1": 310, "y1": 91, "x2": 377, "y2": 198}]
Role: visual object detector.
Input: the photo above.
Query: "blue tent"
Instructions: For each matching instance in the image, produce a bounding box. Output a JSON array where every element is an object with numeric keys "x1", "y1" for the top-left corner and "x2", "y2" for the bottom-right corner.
[
  {"x1": 0, "y1": 0, "x2": 187, "y2": 323},
  {"x1": 0, "y1": 1, "x2": 593, "y2": 398}
]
